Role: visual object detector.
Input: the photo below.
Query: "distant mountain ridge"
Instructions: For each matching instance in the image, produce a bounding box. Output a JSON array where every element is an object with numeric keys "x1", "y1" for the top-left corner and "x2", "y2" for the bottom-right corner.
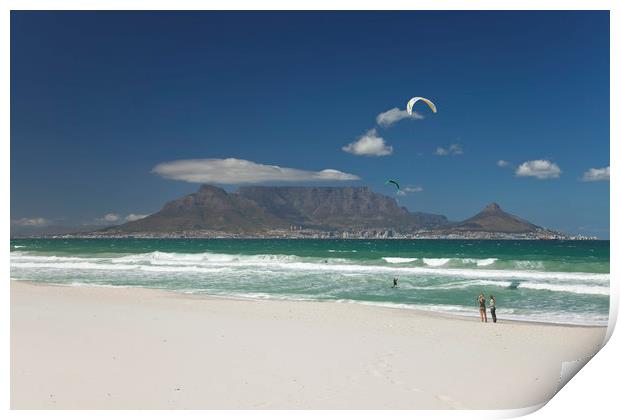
[
  {"x1": 16, "y1": 186, "x2": 565, "y2": 238},
  {"x1": 111, "y1": 185, "x2": 448, "y2": 233}
]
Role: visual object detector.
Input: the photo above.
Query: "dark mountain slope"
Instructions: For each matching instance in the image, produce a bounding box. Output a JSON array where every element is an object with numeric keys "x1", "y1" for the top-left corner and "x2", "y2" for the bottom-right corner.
[{"x1": 449, "y1": 203, "x2": 541, "y2": 233}]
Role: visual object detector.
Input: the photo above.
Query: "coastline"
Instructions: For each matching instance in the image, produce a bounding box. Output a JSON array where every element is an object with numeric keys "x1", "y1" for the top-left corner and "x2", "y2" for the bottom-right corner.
[
  {"x1": 12, "y1": 279, "x2": 606, "y2": 328},
  {"x1": 12, "y1": 235, "x2": 604, "y2": 240},
  {"x1": 11, "y1": 280, "x2": 607, "y2": 409}
]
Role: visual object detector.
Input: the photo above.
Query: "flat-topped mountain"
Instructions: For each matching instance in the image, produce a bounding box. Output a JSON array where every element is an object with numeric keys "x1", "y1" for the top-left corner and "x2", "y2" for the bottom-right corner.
[
  {"x1": 447, "y1": 203, "x2": 542, "y2": 234},
  {"x1": 110, "y1": 185, "x2": 448, "y2": 233},
  {"x1": 237, "y1": 186, "x2": 446, "y2": 230}
]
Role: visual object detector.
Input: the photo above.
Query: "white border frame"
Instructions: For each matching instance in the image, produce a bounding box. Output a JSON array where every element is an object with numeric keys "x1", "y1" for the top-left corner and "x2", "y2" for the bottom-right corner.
[{"x1": 2, "y1": 2, "x2": 616, "y2": 419}]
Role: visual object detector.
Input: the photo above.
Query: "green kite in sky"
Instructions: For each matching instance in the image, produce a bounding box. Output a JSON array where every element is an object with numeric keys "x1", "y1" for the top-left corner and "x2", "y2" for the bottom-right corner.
[{"x1": 385, "y1": 179, "x2": 400, "y2": 191}]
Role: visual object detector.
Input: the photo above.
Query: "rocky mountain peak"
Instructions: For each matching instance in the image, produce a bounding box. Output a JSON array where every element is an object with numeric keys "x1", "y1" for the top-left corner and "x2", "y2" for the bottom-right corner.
[
  {"x1": 482, "y1": 202, "x2": 502, "y2": 213},
  {"x1": 198, "y1": 184, "x2": 228, "y2": 196},
  {"x1": 452, "y1": 203, "x2": 540, "y2": 233}
]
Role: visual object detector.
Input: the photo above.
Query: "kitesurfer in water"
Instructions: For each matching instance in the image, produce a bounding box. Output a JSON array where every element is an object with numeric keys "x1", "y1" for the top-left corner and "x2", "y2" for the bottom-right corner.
[{"x1": 392, "y1": 278, "x2": 398, "y2": 288}]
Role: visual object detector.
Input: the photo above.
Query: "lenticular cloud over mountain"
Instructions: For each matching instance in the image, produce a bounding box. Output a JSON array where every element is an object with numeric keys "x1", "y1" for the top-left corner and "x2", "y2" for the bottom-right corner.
[{"x1": 152, "y1": 158, "x2": 360, "y2": 184}]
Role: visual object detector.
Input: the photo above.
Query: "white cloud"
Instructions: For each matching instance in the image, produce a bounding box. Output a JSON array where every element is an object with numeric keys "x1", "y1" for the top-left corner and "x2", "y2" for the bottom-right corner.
[
  {"x1": 515, "y1": 160, "x2": 562, "y2": 179},
  {"x1": 497, "y1": 160, "x2": 510, "y2": 167},
  {"x1": 153, "y1": 158, "x2": 360, "y2": 184},
  {"x1": 95, "y1": 213, "x2": 121, "y2": 225},
  {"x1": 342, "y1": 129, "x2": 393, "y2": 156},
  {"x1": 396, "y1": 186, "x2": 423, "y2": 196},
  {"x1": 94, "y1": 212, "x2": 150, "y2": 225},
  {"x1": 125, "y1": 213, "x2": 150, "y2": 222},
  {"x1": 376, "y1": 107, "x2": 423, "y2": 127},
  {"x1": 103, "y1": 213, "x2": 120, "y2": 222},
  {"x1": 11, "y1": 217, "x2": 50, "y2": 227},
  {"x1": 434, "y1": 144, "x2": 463, "y2": 156},
  {"x1": 581, "y1": 166, "x2": 609, "y2": 182}
]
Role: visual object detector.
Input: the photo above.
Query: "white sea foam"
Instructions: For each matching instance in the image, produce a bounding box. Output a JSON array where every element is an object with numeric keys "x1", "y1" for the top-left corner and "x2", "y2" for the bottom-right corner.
[
  {"x1": 517, "y1": 282, "x2": 609, "y2": 296},
  {"x1": 11, "y1": 253, "x2": 109, "y2": 263},
  {"x1": 423, "y1": 258, "x2": 450, "y2": 267},
  {"x1": 10, "y1": 252, "x2": 609, "y2": 283},
  {"x1": 514, "y1": 260, "x2": 545, "y2": 270},
  {"x1": 382, "y1": 257, "x2": 418, "y2": 264},
  {"x1": 461, "y1": 258, "x2": 498, "y2": 267},
  {"x1": 402, "y1": 279, "x2": 609, "y2": 295},
  {"x1": 114, "y1": 251, "x2": 299, "y2": 265}
]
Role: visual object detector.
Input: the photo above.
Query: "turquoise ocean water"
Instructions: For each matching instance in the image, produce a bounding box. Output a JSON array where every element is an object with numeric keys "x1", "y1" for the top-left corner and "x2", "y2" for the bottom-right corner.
[{"x1": 10, "y1": 239, "x2": 610, "y2": 325}]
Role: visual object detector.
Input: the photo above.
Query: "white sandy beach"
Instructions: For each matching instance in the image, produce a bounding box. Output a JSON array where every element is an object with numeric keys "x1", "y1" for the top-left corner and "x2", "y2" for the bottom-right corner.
[{"x1": 11, "y1": 280, "x2": 606, "y2": 409}]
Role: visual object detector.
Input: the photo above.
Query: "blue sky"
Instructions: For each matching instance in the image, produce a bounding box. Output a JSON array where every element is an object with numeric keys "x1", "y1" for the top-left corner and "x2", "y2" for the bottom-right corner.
[{"x1": 11, "y1": 11, "x2": 610, "y2": 236}]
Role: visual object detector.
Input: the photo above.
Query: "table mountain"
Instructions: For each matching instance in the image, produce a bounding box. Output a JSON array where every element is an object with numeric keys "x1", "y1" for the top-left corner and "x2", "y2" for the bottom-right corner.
[{"x1": 109, "y1": 185, "x2": 448, "y2": 233}]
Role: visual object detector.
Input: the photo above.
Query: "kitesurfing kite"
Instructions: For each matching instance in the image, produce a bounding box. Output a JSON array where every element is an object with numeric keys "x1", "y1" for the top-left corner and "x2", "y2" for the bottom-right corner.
[
  {"x1": 385, "y1": 179, "x2": 400, "y2": 191},
  {"x1": 406, "y1": 97, "x2": 437, "y2": 115}
]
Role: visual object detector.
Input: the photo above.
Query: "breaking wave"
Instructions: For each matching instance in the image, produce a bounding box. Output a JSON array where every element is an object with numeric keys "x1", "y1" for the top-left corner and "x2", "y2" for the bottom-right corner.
[
  {"x1": 422, "y1": 258, "x2": 451, "y2": 267},
  {"x1": 382, "y1": 257, "x2": 418, "y2": 264},
  {"x1": 11, "y1": 251, "x2": 609, "y2": 284}
]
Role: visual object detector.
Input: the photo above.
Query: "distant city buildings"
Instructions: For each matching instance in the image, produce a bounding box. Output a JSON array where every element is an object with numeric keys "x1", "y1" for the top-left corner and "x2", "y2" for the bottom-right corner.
[{"x1": 45, "y1": 227, "x2": 597, "y2": 241}]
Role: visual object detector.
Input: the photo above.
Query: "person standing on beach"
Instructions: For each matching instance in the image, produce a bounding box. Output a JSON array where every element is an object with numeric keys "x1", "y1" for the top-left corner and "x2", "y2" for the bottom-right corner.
[
  {"x1": 478, "y1": 293, "x2": 487, "y2": 323},
  {"x1": 489, "y1": 295, "x2": 497, "y2": 323}
]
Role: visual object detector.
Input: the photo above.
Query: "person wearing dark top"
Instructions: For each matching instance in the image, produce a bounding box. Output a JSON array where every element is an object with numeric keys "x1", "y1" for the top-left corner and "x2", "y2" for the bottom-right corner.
[
  {"x1": 489, "y1": 295, "x2": 497, "y2": 323},
  {"x1": 392, "y1": 278, "x2": 398, "y2": 288},
  {"x1": 478, "y1": 293, "x2": 487, "y2": 323}
]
